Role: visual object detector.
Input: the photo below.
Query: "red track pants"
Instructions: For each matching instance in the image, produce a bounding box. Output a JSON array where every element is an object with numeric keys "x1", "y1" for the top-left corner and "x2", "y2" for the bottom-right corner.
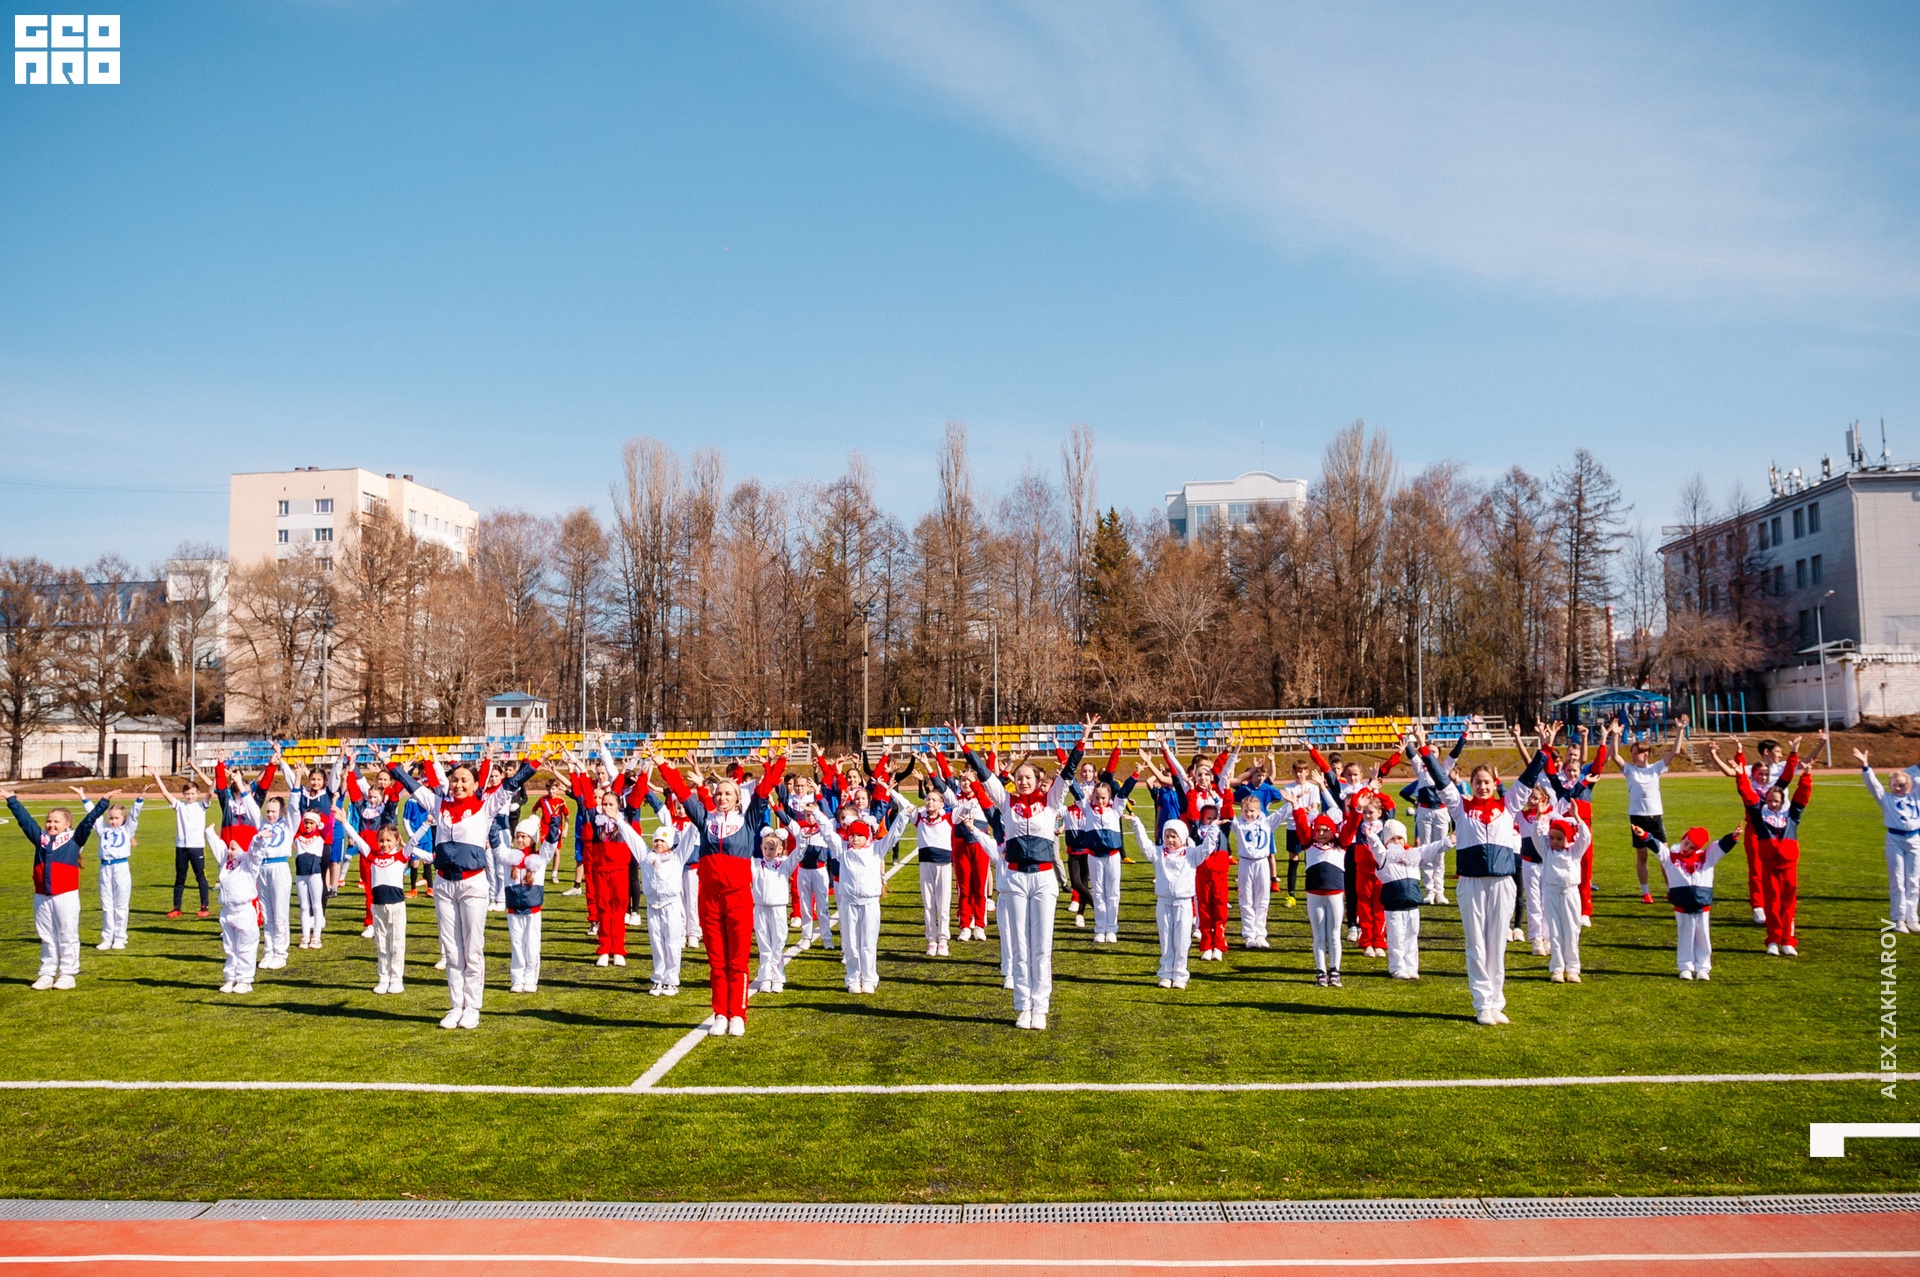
[
  {"x1": 1762, "y1": 848, "x2": 1799, "y2": 947},
  {"x1": 1742, "y1": 824, "x2": 1766, "y2": 910},
  {"x1": 594, "y1": 850, "x2": 630, "y2": 956},
  {"x1": 953, "y1": 844, "x2": 990, "y2": 931},
  {"x1": 698, "y1": 853, "x2": 753, "y2": 1020},
  {"x1": 1196, "y1": 864, "x2": 1230, "y2": 952},
  {"x1": 583, "y1": 844, "x2": 605, "y2": 929},
  {"x1": 1354, "y1": 844, "x2": 1385, "y2": 950}
]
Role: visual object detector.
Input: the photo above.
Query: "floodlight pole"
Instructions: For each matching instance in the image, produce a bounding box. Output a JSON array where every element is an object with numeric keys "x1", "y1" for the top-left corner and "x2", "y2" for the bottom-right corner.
[{"x1": 1816, "y1": 590, "x2": 1835, "y2": 765}]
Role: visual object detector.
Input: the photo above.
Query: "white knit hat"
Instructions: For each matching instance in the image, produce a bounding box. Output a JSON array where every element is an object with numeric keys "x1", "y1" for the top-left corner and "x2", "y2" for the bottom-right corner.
[
  {"x1": 1383, "y1": 818, "x2": 1409, "y2": 845},
  {"x1": 514, "y1": 817, "x2": 540, "y2": 841}
]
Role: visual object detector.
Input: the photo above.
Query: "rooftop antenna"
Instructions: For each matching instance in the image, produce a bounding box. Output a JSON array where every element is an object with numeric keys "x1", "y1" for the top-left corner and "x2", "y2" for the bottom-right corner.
[{"x1": 1882, "y1": 417, "x2": 1890, "y2": 462}]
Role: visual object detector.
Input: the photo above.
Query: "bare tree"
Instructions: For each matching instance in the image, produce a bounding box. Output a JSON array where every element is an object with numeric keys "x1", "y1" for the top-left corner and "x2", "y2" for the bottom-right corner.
[
  {"x1": 225, "y1": 554, "x2": 332, "y2": 736},
  {"x1": 475, "y1": 509, "x2": 555, "y2": 688},
  {"x1": 548, "y1": 507, "x2": 607, "y2": 731},
  {"x1": 609, "y1": 438, "x2": 682, "y2": 731},
  {"x1": 55, "y1": 556, "x2": 157, "y2": 775},
  {"x1": 162, "y1": 545, "x2": 228, "y2": 759},
  {"x1": 1061, "y1": 422, "x2": 1097, "y2": 644},
  {"x1": 0, "y1": 557, "x2": 62, "y2": 780},
  {"x1": 1551, "y1": 448, "x2": 1625, "y2": 691}
]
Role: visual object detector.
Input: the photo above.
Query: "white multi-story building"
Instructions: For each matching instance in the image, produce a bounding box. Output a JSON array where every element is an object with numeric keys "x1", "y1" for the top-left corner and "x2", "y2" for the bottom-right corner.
[
  {"x1": 1165, "y1": 471, "x2": 1308, "y2": 541},
  {"x1": 228, "y1": 468, "x2": 478, "y2": 571}
]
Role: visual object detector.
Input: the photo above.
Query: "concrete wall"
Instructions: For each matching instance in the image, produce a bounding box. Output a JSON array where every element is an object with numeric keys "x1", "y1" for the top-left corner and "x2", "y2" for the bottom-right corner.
[
  {"x1": 9, "y1": 724, "x2": 188, "y2": 780},
  {"x1": 1855, "y1": 476, "x2": 1920, "y2": 647},
  {"x1": 1762, "y1": 652, "x2": 1920, "y2": 727}
]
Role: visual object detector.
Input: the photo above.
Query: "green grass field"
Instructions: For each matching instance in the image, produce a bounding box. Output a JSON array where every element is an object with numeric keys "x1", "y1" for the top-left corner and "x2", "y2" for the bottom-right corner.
[{"x1": 0, "y1": 774, "x2": 1911, "y2": 1202}]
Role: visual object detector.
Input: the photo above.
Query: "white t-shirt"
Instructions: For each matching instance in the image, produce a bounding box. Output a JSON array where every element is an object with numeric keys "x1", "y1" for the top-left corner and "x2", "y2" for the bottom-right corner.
[
  {"x1": 1619, "y1": 760, "x2": 1667, "y2": 818},
  {"x1": 171, "y1": 798, "x2": 209, "y2": 848}
]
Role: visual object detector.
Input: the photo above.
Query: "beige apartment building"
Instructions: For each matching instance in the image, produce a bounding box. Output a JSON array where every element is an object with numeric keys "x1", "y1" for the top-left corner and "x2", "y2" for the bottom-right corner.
[{"x1": 229, "y1": 468, "x2": 478, "y2": 570}]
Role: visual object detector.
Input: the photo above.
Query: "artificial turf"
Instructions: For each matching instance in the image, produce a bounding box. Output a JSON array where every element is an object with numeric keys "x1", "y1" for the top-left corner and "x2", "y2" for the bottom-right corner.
[{"x1": 0, "y1": 773, "x2": 1911, "y2": 1200}]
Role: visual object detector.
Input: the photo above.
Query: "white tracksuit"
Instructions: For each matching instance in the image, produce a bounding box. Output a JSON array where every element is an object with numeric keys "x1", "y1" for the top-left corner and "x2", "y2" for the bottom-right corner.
[
  {"x1": 93, "y1": 798, "x2": 141, "y2": 947},
  {"x1": 208, "y1": 827, "x2": 261, "y2": 988},
  {"x1": 823, "y1": 815, "x2": 905, "y2": 991},
  {"x1": 499, "y1": 844, "x2": 548, "y2": 989},
  {"x1": 750, "y1": 841, "x2": 803, "y2": 991},
  {"x1": 1413, "y1": 804, "x2": 1451, "y2": 902},
  {"x1": 902, "y1": 804, "x2": 954, "y2": 947},
  {"x1": 1424, "y1": 748, "x2": 1534, "y2": 1018},
  {"x1": 364, "y1": 831, "x2": 425, "y2": 990},
  {"x1": 1303, "y1": 838, "x2": 1345, "y2": 975},
  {"x1": 1539, "y1": 821, "x2": 1592, "y2": 976},
  {"x1": 1656, "y1": 834, "x2": 1734, "y2": 975},
  {"x1": 251, "y1": 809, "x2": 297, "y2": 967},
  {"x1": 1368, "y1": 832, "x2": 1439, "y2": 978},
  {"x1": 1231, "y1": 809, "x2": 1286, "y2": 946},
  {"x1": 787, "y1": 800, "x2": 837, "y2": 949},
  {"x1": 292, "y1": 828, "x2": 331, "y2": 946},
  {"x1": 1128, "y1": 815, "x2": 1212, "y2": 985},
  {"x1": 623, "y1": 819, "x2": 698, "y2": 992},
  {"x1": 1864, "y1": 770, "x2": 1920, "y2": 929},
  {"x1": 979, "y1": 767, "x2": 1074, "y2": 1016}
]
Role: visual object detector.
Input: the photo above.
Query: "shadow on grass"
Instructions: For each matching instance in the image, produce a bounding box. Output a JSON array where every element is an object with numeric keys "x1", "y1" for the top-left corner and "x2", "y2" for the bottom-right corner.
[
  {"x1": 1215, "y1": 999, "x2": 1479, "y2": 1023},
  {"x1": 778, "y1": 1000, "x2": 999, "y2": 1027},
  {"x1": 508, "y1": 1006, "x2": 693, "y2": 1031},
  {"x1": 248, "y1": 999, "x2": 447, "y2": 1025}
]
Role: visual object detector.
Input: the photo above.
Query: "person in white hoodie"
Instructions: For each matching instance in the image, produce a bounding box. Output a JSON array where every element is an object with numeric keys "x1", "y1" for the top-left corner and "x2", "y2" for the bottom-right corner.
[
  {"x1": 1229, "y1": 794, "x2": 1287, "y2": 950},
  {"x1": 1367, "y1": 819, "x2": 1442, "y2": 979},
  {"x1": 1537, "y1": 815, "x2": 1592, "y2": 983},
  {"x1": 1653, "y1": 825, "x2": 1738, "y2": 979},
  {"x1": 750, "y1": 823, "x2": 805, "y2": 992},
  {"x1": 204, "y1": 823, "x2": 262, "y2": 994},
  {"x1": 821, "y1": 809, "x2": 906, "y2": 994},
  {"x1": 89, "y1": 791, "x2": 146, "y2": 950},
  {"x1": 1126, "y1": 814, "x2": 1216, "y2": 989},
  {"x1": 611, "y1": 809, "x2": 698, "y2": 996},
  {"x1": 1856, "y1": 749, "x2": 1920, "y2": 933}
]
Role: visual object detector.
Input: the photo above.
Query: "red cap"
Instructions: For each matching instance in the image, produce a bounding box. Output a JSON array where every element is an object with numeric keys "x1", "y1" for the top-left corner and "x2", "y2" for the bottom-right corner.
[
  {"x1": 1550, "y1": 819, "x2": 1578, "y2": 844},
  {"x1": 1683, "y1": 826, "x2": 1711, "y2": 850},
  {"x1": 1311, "y1": 813, "x2": 1340, "y2": 836}
]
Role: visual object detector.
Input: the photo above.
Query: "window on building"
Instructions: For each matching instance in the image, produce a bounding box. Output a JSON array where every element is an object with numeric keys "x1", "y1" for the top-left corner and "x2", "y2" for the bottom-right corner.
[
  {"x1": 1681, "y1": 550, "x2": 1692, "y2": 574},
  {"x1": 1793, "y1": 508, "x2": 1805, "y2": 538},
  {"x1": 1772, "y1": 565, "x2": 1784, "y2": 595},
  {"x1": 1798, "y1": 609, "x2": 1810, "y2": 641},
  {"x1": 1192, "y1": 504, "x2": 1217, "y2": 532},
  {"x1": 276, "y1": 500, "x2": 289, "y2": 517},
  {"x1": 314, "y1": 527, "x2": 333, "y2": 542},
  {"x1": 362, "y1": 493, "x2": 387, "y2": 515},
  {"x1": 1710, "y1": 584, "x2": 1722, "y2": 610},
  {"x1": 1757, "y1": 521, "x2": 1769, "y2": 549},
  {"x1": 1227, "y1": 502, "x2": 1252, "y2": 526},
  {"x1": 1770, "y1": 516, "x2": 1782, "y2": 545},
  {"x1": 1810, "y1": 554, "x2": 1822, "y2": 584},
  {"x1": 276, "y1": 529, "x2": 289, "y2": 544},
  {"x1": 315, "y1": 498, "x2": 333, "y2": 514},
  {"x1": 496, "y1": 707, "x2": 508, "y2": 718},
  {"x1": 1795, "y1": 558, "x2": 1808, "y2": 588},
  {"x1": 318, "y1": 558, "x2": 333, "y2": 573},
  {"x1": 1808, "y1": 501, "x2": 1820, "y2": 533},
  {"x1": 1169, "y1": 517, "x2": 1187, "y2": 539}
]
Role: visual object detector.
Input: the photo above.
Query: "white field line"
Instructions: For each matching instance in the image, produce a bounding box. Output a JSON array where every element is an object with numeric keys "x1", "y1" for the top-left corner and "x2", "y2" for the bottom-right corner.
[
  {"x1": 0, "y1": 1249, "x2": 1916, "y2": 1268},
  {"x1": 0, "y1": 1072, "x2": 1909, "y2": 1099},
  {"x1": 629, "y1": 848, "x2": 923, "y2": 1090}
]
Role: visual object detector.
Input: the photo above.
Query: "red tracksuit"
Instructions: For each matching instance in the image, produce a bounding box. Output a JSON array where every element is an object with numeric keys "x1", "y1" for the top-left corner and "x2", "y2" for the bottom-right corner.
[{"x1": 1737, "y1": 766, "x2": 1813, "y2": 948}]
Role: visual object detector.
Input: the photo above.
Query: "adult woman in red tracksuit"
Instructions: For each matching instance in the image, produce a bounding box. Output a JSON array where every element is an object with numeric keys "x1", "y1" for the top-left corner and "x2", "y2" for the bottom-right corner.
[
  {"x1": 1711, "y1": 739, "x2": 1816, "y2": 955},
  {"x1": 1161, "y1": 739, "x2": 1235, "y2": 959},
  {"x1": 649, "y1": 744, "x2": 786, "y2": 1038}
]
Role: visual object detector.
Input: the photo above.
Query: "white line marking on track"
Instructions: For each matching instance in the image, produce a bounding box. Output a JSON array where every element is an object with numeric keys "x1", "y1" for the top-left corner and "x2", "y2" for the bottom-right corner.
[
  {"x1": 0, "y1": 1250, "x2": 1916, "y2": 1268},
  {"x1": 629, "y1": 849, "x2": 924, "y2": 1089},
  {"x1": 0, "y1": 1072, "x2": 1909, "y2": 1099}
]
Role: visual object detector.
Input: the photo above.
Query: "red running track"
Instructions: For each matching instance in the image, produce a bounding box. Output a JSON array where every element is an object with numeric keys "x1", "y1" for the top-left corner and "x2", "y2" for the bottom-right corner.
[{"x1": 0, "y1": 1212, "x2": 1915, "y2": 1276}]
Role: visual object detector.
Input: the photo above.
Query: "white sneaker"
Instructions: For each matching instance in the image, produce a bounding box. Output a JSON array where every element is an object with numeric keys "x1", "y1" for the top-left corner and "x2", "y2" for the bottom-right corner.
[
  {"x1": 613, "y1": 954, "x2": 626, "y2": 967},
  {"x1": 1753, "y1": 907, "x2": 1766, "y2": 923},
  {"x1": 458, "y1": 1007, "x2": 480, "y2": 1029},
  {"x1": 219, "y1": 982, "x2": 235, "y2": 994},
  {"x1": 1347, "y1": 926, "x2": 1360, "y2": 943},
  {"x1": 1697, "y1": 971, "x2": 1710, "y2": 982},
  {"x1": 1510, "y1": 928, "x2": 1525, "y2": 942},
  {"x1": 1476, "y1": 1010, "x2": 1498, "y2": 1025},
  {"x1": 728, "y1": 1016, "x2": 745, "y2": 1036},
  {"x1": 509, "y1": 982, "x2": 525, "y2": 994},
  {"x1": 985, "y1": 899, "x2": 995, "y2": 913},
  {"x1": 1493, "y1": 1010, "x2": 1510, "y2": 1024},
  {"x1": 1004, "y1": 976, "x2": 1015, "y2": 989},
  {"x1": 232, "y1": 983, "x2": 251, "y2": 994},
  {"x1": 1032, "y1": 1013, "x2": 1047, "y2": 1030},
  {"x1": 52, "y1": 974, "x2": 75, "y2": 990},
  {"x1": 936, "y1": 944, "x2": 948, "y2": 956},
  {"x1": 1158, "y1": 978, "x2": 1173, "y2": 988},
  {"x1": 1766, "y1": 943, "x2": 1780, "y2": 955},
  {"x1": 1015, "y1": 1010, "x2": 1033, "y2": 1030},
  {"x1": 391, "y1": 982, "x2": 404, "y2": 993},
  {"x1": 1899, "y1": 922, "x2": 1913, "y2": 934},
  {"x1": 31, "y1": 975, "x2": 53, "y2": 991},
  {"x1": 1069, "y1": 899, "x2": 1080, "y2": 913},
  {"x1": 1173, "y1": 978, "x2": 1188, "y2": 989},
  {"x1": 434, "y1": 959, "x2": 447, "y2": 971},
  {"x1": 708, "y1": 1018, "x2": 727, "y2": 1036},
  {"x1": 439, "y1": 1009, "x2": 461, "y2": 1029},
  {"x1": 361, "y1": 926, "x2": 374, "y2": 939},
  {"x1": 1784, "y1": 945, "x2": 1798, "y2": 956},
  {"x1": 1680, "y1": 970, "x2": 1695, "y2": 980},
  {"x1": 1075, "y1": 915, "x2": 1085, "y2": 928},
  {"x1": 626, "y1": 912, "x2": 641, "y2": 926},
  {"x1": 1550, "y1": 971, "x2": 1566, "y2": 983},
  {"x1": 96, "y1": 941, "x2": 111, "y2": 950},
  {"x1": 1579, "y1": 916, "x2": 1592, "y2": 929},
  {"x1": 596, "y1": 954, "x2": 610, "y2": 967},
  {"x1": 928, "y1": 945, "x2": 939, "y2": 957},
  {"x1": 375, "y1": 980, "x2": 392, "y2": 995},
  {"x1": 649, "y1": 984, "x2": 662, "y2": 996}
]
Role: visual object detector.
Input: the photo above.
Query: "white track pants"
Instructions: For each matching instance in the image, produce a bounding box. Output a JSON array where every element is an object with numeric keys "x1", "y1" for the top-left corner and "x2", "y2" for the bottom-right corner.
[
  {"x1": 220, "y1": 903, "x2": 258, "y2": 987},
  {"x1": 1385, "y1": 908, "x2": 1420, "y2": 976},
  {"x1": 796, "y1": 866, "x2": 831, "y2": 946},
  {"x1": 841, "y1": 895, "x2": 881, "y2": 989},
  {"x1": 372, "y1": 900, "x2": 406, "y2": 986},
  {"x1": 1238, "y1": 856, "x2": 1272, "y2": 945},
  {"x1": 995, "y1": 865, "x2": 1012, "y2": 977},
  {"x1": 33, "y1": 891, "x2": 80, "y2": 978},
  {"x1": 1415, "y1": 809, "x2": 1450, "y2": 901},
  {"x1": 296, "y1": 872, "x2": 327, "y2": 943},
  {"x1": 97, "y1": 861, "x2": 131, "y2": 946},
  {"x1": 754, "y1": 902, "x2": 789, "y2": 989},
  {"x1": 1676, "y1": 910, "x2": 1712, "y2": 974},
  {"x1": 257, "y1": 863, "x2": 292, "y2": 963},
  {"x1": 508, "y1": 911, "x2": 541, "y2": 988},
  {"x1": 1457, "y1": 875, "x2": 1515, "y2": 1014},
  {"x1": 1088, "y1": 852, "x2": 1122, "y2": 936},
  {"x1": 1521, "y1": 861, "x2": 1547, "y2": 943},
  {"x1": 1544, "y1": 879, "x2": 1583, "y2": 974},
  {"x1": 1307, "y1": 892, "x2": 1343, "y2": 973},
  {"x1": 647, "y1": 903, "x2": 685, "y2": 989},
  {"x1": 918, "y1": 862, "x2": 952, "y2": 945},
  {"x1": 434, "y1": 872, "x2": 489, "y2": 1012},
  {"x1": 1887, "y1": 835, "x2": 1920, "y2": 928},
  {"x1": 1155, "y1": 896, "x2": 1193, "y2": 982},
  {"x1": 1000, "y1": 868, "x2": 1058, "y2": 1013},
  {"x1": 683, "y1": 866, "x2": 703, "y2": 945}
]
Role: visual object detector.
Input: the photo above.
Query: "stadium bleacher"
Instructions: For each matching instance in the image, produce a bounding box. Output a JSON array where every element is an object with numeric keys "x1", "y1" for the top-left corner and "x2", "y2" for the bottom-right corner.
[
  {"x1": 193, "y1": 729, "x2": 813, "y2": 772},
  {"x1": 861, "y1": 715, "x2": 1501, "y2": 762}
]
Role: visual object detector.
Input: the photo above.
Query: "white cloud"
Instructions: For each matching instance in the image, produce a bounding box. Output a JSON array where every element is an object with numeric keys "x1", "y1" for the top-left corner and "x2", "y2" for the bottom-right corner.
[{"x1": 787, "y1": 0, "x2": 1920, "y2": 305}]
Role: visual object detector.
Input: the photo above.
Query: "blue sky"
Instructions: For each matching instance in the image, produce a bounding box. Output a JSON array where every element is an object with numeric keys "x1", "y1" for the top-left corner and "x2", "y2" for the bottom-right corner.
[{"x1": 4, "y1": 0, "x2": 1919, "y2": 563}]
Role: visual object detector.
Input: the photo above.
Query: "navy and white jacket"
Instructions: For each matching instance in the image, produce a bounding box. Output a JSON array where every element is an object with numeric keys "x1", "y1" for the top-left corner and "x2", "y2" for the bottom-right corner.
[
  {"x1": 391, "y1": 759, "x2": 537, "y2": 879},
  {"x1": 7, "y1": 797, "x2": 101, "y2": 896},
  {"x1": 1419, "y1": 745, "x2": 1546, "y2": 878},
  {"x1": 966, "y1": 744, "x2": 1083, "y2": 872},
  {"x1": 659, "y1": 757, "x2": 787, "y2": 861},
  {"x1": 1655, "y1": 833, "x2": 1737, "y2": 913},
  {"x1": 1366, "y1": 831, "x2": 1442, "y2": 911},
  {"x1": 1067, "y1": 780, "x2": 1126, "y2": 854}
]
